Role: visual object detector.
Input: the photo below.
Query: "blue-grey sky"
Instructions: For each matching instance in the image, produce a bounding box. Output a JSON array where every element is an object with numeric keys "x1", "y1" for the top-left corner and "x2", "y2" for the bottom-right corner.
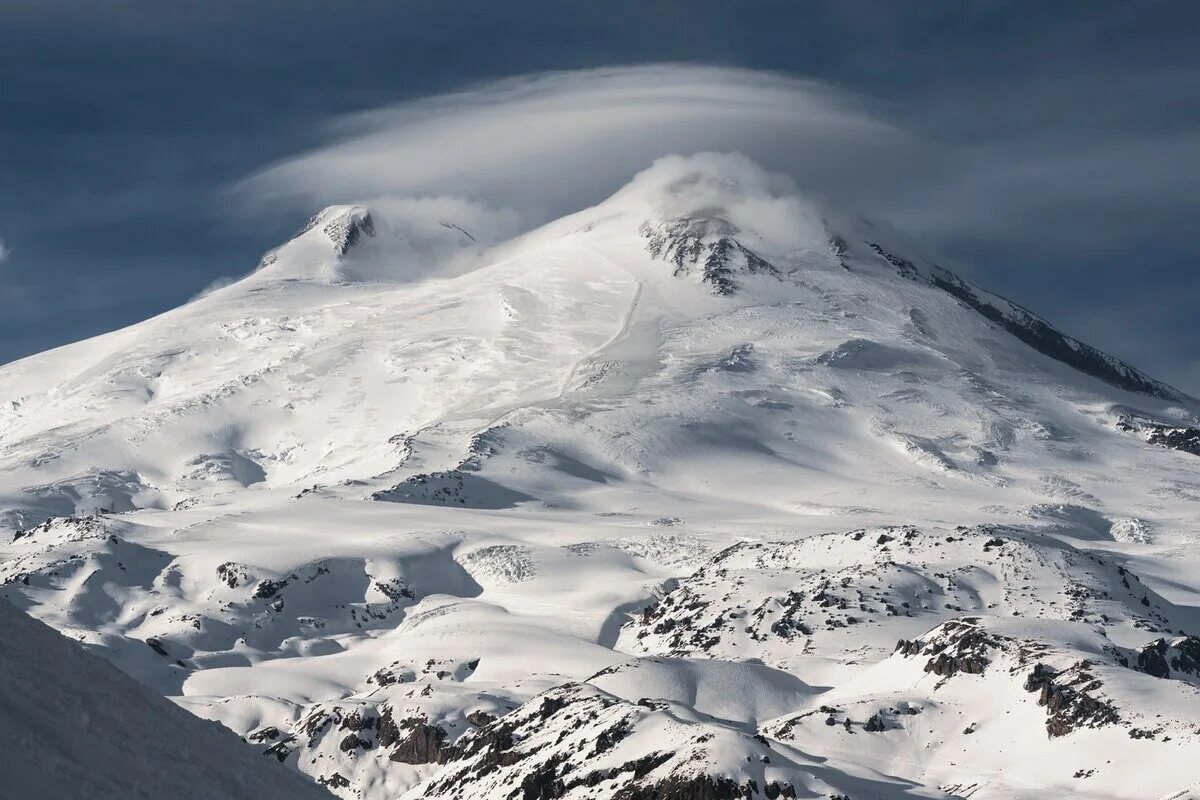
[{"x1": 2, "y1": 1, "x2": 1198, "y2": 392}]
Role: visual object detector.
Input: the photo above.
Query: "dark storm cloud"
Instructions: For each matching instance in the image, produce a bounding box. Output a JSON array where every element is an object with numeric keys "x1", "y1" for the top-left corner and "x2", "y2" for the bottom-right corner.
[{"x1": 1, "y1": 0, "x2": 1197, "y2": 391}]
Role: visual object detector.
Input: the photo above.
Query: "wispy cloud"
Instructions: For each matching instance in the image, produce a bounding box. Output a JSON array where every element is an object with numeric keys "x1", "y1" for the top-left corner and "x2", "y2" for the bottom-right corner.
[
  {"x1": 236, "y1": 65, "x2": 928, "y2": 235},
  {"x1": 238, "y1": 63, "x2": 1200, "y2": 266}
]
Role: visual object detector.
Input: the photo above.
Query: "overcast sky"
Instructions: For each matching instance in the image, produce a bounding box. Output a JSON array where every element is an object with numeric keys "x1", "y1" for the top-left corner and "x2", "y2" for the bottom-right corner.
[{"x1": 2, "y1": 1, "x2": 1198, "y2": 392}]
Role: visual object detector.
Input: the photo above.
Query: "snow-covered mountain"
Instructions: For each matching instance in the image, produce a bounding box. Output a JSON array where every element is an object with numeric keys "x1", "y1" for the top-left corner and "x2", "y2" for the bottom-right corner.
[{"x1": 1, "y1": 153, "x2": 1198, "y2": 799}]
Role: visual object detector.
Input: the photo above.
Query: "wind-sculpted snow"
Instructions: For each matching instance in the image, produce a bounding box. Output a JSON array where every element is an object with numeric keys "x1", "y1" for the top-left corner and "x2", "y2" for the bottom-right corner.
[{"x1": 1, "y1": 154, "x2": 1199, "y2": 799}]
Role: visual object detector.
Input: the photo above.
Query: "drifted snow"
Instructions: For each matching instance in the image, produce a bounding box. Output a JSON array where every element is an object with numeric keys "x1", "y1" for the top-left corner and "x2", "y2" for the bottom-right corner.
[{"x1": 1, "y1": 154, "x2": 1199, "y2": 799}]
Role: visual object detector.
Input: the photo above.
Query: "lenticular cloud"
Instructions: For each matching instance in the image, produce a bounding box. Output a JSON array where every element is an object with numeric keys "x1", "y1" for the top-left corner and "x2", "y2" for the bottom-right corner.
[{"x1": 239, "y1": 65, "x2": 928, "y2": 231}]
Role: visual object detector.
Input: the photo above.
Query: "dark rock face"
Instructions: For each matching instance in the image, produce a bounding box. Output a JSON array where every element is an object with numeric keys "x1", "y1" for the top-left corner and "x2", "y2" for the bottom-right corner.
[
  {"x1": 340, "y1": 710, "x2": 376, "y2": 733},
  {"x1": 372, "y1": 578, "x2": 415, "y2": 603},
  {"x1": 466, "y1": 710, "x2": 496, "y2": 728},
  {"x1": 640, "y1": 217, "x2": 779, "y2": 295},
  {"x1": 1023, "y1": 663, "x2": 1057, "y2": 694},
  {"x1": 263, "y1": 740, "x2": 293, "y2": 763},
  {"x1": 318, "y1": 773, "x2": 351, "y2": 789},
  {"x1": 1137, "y1": 640, "x2": 1172, "y2": 678},
  {"x1": 930, "y1": 272, "x2": 1185, "y2": 400},
  {"x1": 248, "y1": 726, "x2": 280, "y2": 743},
  {"x1": 215, "y1": 561, "x2": 247, "y2": 588},
  {"x1": 339, "y1": 732, "x2": 372, "y2": 753},
  {"x1": 1170, "y1": 636, "x2": 1200, "y2": 677},
  {"x1": 894, "y1": 618, "x2": 996, "y2": 679},
  {"x1": 374, "y1": 707, "x2": 453, "y2": 764},
  {"x1": 827, "y1": 234, "x2": 849, "y2": 268},
  {"x1": 390, "y1": 724, "x2": 448, "y2": 764},
  {"x1": 376, "y1": 707, "x2": 400, "y2": 749},
  {"x1": 1040, "y1": 682, "x2": 1120, "y2": 738},
  {"x1": 293, "y1": 206, "x2": 375, "y2": 257},
  {"x1": 325, "y1": 210, "x2": 375, "y2": 257},
  {"x1": 1135, "y1": 636, "x2": 1200, "y2": 682},
  {"x1": 252, "y1": 578, "x2": 287, "y2": 600},
  {"x1": 925, "y1": 651, "x2": 988, "y2": 677},
  {"x1": 1117, "y1": 413, "x2": 1200, "y2": 458},
  {"x1": 1145, "y1": 426, "x2": 1200, "y2": 456},
  {"x1": 867, "y1": 243, "x2": 920, "y2": 280},
  {"x1": 1023, "y1": 663, "x2": 1120, "y2": 737}
]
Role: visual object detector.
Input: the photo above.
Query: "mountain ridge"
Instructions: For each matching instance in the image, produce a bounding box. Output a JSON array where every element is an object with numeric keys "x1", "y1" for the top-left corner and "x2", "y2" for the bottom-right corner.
[{"x1": 1, "y1": 153, "x2": 1198, "y2": 799}]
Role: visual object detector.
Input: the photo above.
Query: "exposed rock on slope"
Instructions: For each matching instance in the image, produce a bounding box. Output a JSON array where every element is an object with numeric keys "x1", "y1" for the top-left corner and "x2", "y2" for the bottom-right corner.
[
  {"x1": 1116, "y1": 410, "x2": 1200, "y2": 457},
  {"x1": 292, "y1": 205, "x2": 376, "y2": 258},
  {"x1": 405, "y1": 682, "x2": 936, "y2": 800},
  {"x1": 640, "y1": 216, "x2": 779, "y2": 295},
  {"x1": 624, "y1": 526, "x2": 1191, "y2": 670}
]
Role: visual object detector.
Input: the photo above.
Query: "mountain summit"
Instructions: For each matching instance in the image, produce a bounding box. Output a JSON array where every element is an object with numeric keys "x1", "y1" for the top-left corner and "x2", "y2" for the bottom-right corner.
[{"x1": 1, "y1": 154, "x2": 1198, "y2": 800}]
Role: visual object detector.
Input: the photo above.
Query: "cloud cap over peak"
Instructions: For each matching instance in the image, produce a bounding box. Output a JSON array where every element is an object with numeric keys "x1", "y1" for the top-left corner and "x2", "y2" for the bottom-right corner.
[{"x1": 238, "y1": 65, "x2": 925, "y2": 233}]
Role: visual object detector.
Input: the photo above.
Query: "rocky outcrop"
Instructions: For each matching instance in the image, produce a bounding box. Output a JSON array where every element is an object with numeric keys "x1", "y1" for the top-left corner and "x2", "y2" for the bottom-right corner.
[
  {"x1": 293, "y1": 206, "x2": 375, "y2": 258},
  {"x1": 385, "y1": 715, "x2": 449, "y2": 765},
  {"x1": 1134, "y1": 636, "x2": 1200, "y2": 683},
  {"x1": 895, "y1": 618, "x2": 996, "y2": 679},
  {"x1": 640, "y1": 217, "x2": 779, "y2": 295},
  {"x1": 626, "y1": 526, "x2": 1177, "y2": 670},
  {"x1": 318, "y1": 773, "x2": 351, "y2": 790},
  {"x1": 406, "y1": 683, "x2": 816, "y2": 800},
  {"x1": 216, "y1": 561, "x2": 248, "y2": 589},
  {"x1": 1117, "y1": 412, "x2": 1200, "y2": 457},
  {"x1": 248, "y1": 726, "x2": 280, "y2": 743},
  {"x1": 897, "y1": 620, "x2": 1186, "y2": 739},
  {"x1": 1023, "y1": 662, "x2": 1121, "y2": 737},
  {"x1": 1144, "y1": 425, "x2": 1200, "y2": 456}
]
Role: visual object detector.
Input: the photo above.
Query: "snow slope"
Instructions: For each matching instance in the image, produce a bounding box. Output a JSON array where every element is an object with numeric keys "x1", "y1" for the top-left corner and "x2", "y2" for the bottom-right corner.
[
  {"x1": 0, "y1": 598, "x2": 331, "y2": 799},
  {"x1": 1, "y1": 153, "x2": 1199, "y2": 799}
]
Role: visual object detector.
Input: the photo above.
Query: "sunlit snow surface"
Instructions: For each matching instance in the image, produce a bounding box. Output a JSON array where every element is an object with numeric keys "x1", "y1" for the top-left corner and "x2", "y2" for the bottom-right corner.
[{"x1": 2, "y1": 156, "x2": 1199, "y2": 800}]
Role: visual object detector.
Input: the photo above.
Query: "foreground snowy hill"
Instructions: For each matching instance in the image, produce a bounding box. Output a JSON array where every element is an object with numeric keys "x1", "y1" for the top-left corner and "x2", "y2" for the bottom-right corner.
[
  {"x1": 1, "y1": 154, "x2": 1198, "y2": 799},
  {"x1": 0, "y1": 599, "x2": 331, "y2": 800}
]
